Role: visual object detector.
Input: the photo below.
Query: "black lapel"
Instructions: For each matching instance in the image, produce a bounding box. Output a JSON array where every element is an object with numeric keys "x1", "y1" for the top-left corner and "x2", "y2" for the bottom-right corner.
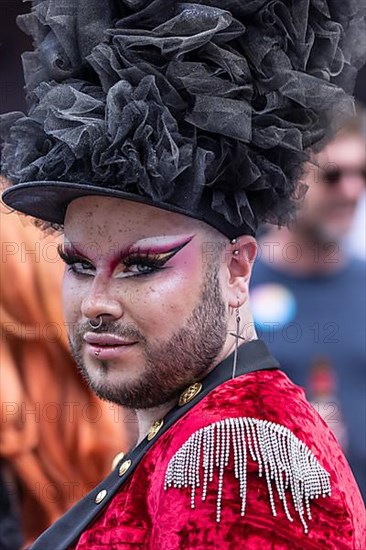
[{"x1": 30, "y1": 340, "x2": 279, "y2": 549}]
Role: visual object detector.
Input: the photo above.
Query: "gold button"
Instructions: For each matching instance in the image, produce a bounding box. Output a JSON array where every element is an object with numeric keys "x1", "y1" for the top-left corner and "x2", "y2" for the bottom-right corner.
[
  {"x1": 95, "y1": 489, "x2": 107, "y2": 504},
  {"x1": 119, "y1": 459, "x2": 132, "y2": 477},
  {"x1": 147, "y1": 419, "x2": 164, "y2": 441},
  {"x1": 111, "y1": 451, "x2": 125, "y2": 471},
  {"x1": 179, "y1": 382, "x2": 203, "y2": 406}
]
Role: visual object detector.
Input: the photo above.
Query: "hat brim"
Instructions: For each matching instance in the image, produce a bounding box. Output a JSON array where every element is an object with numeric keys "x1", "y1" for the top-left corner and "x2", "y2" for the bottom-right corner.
[
  {"x1": 1, "y1": 181, "x2": 202, "y2": 225},
  {"x1": 1, "y1": 181, "x2": 254, "y2": 238}
]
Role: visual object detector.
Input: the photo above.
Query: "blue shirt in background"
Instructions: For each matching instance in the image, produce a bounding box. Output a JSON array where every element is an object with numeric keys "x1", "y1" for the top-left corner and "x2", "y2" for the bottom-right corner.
[{"x1": 250, "y1": 256, "x2": 366, "y2": 500}]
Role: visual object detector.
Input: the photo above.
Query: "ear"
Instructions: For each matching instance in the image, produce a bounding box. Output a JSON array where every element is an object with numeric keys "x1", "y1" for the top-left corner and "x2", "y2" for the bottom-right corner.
[{"x1": 224, "y1": 236, "x2": 257, "y2": 308}]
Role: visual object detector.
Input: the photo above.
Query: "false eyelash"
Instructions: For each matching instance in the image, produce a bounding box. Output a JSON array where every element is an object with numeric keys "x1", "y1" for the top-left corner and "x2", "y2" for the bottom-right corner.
[
  {"x1": 122, "y1": 250, "x2": 167, "y2": 268},
  {"x1": 57, "y1": 244, "x2": 167, "y2": 270},
  {"x1": 57, "y1": 244, "x2": 93, "y2": 267}
]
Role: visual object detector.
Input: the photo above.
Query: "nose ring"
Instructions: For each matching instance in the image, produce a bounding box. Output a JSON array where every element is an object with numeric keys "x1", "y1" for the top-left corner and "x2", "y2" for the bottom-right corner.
[{"x1": 89, "y1": 316, "x2": 103, "y2": 330}]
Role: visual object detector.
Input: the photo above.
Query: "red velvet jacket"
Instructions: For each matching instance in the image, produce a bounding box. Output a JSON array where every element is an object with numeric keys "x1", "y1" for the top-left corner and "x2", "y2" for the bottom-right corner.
[{"x1": 74, "y1": 368, "x2": 365, "y2": 549}]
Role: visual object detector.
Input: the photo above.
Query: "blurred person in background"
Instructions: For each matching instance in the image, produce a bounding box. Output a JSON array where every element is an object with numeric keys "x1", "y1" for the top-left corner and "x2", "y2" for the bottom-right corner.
[
  {"x1": 0, "y1": 202, "x2": 133, "y2": 547},
  {"x1": 250, "y1": 110, "x2": 366, "y2": 499}
]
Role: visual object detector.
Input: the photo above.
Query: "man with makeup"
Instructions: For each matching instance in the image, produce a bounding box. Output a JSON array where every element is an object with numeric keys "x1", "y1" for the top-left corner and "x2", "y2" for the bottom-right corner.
[
  {"x1": 251, "y1": 113, "x2": 366, "y2": 499},
  {"x1": 1, "y1": 0, "x2": 365, "y2": 548}
]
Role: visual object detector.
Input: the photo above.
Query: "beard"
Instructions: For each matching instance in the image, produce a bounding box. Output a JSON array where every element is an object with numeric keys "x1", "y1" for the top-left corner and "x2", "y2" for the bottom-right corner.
[{"x1": 68, "y1": 261, "x2": 228, "y2": 409}]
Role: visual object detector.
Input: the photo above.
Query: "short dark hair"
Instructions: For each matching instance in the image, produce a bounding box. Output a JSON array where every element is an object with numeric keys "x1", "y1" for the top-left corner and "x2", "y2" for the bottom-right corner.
[{"x1": 337, "y1": 102, "x2": 366, "y2": 140}]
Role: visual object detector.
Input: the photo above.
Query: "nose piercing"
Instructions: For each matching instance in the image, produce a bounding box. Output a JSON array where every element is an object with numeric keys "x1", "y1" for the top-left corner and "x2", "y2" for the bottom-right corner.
[{"x1": 89, "y1": 316, "x2": 103, "y2": 330}]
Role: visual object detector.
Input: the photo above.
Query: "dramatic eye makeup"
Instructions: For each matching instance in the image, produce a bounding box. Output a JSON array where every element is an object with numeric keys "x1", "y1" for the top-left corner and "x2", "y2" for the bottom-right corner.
[
  {"x1": 57, "y1": 235, "x2": 194, "y2": 277},
  {"x1": 57, "y1": 244, "x2": 95, "y2": 274}
]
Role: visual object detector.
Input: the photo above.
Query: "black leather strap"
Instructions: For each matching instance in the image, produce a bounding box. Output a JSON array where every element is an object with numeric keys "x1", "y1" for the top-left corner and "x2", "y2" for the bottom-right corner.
[{"x1": 30, "y1": 340, "x2": 279, "y2": 549}]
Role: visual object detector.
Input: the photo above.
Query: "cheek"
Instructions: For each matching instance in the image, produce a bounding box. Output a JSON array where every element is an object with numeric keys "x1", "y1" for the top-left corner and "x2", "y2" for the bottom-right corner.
[
  {"x1": 125, "y1": 250, "x2": 202, "y2": 330},
  {"x1": 159, "y1": 250, "x2": 201, "y2": 310},
  {"x1": 305, "y1": 186, "x2": 322, "y2": 205},
  {"x1": 303, "y1": 186, "x2": 329, "y2": 215},
  {"x1": 62, "y1": 270, "x2": 83, "y2": 321}
]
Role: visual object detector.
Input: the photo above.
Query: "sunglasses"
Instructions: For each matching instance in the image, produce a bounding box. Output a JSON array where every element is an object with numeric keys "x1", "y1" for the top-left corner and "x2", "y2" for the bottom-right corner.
[{"x1": 321, "y1": 166, "x2": 366, "y2": 186}]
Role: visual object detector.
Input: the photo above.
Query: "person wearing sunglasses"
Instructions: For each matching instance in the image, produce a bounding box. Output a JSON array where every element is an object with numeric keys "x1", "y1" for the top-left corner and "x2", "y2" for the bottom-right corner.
[
  {"x1": 307, "y1": 116, "x2": 366, "y2": 244},
  {"x1": 251, "y1": 110, "x2": 366, "y2": 501}
]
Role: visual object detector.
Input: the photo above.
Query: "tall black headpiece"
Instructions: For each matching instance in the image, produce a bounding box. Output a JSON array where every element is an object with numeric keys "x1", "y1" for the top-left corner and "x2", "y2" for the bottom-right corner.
[{"x1": 1, "y1": 0, "x2": 365, "y2": 238}]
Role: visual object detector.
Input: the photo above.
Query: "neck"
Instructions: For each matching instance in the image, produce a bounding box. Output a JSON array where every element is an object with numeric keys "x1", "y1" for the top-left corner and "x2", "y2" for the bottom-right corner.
[
  {"x1": 261, "y1": 226, "x2": 347, "y2": 276},
  {"x1": 134, "y1": 398, "x2": 178, "y2": 446},
  {"x1": 132, "y1": 308, "x2": 257, "y2": 446}
]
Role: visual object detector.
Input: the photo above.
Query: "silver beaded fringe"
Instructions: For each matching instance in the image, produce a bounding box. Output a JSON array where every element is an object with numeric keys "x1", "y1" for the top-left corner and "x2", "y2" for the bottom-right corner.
[{"x1": 164, "y1": 417, "x2": 331, "y2": 533}]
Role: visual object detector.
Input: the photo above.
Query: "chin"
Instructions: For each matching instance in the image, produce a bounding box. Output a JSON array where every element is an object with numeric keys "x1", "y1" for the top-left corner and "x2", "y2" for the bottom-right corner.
[
  {"x1": 322, "y1": 223, "x2": 349, "y2": 243},
  {"x1": 84, "y1": 375, "x2": 133, "y2": 406},
  {"x1": 88, "y1": 378, "x2": 174, "y2": 409},
  {"x1": 82, "y1": 357, "x2": 143, "y2": 390},
  {"x1": 93, "y1": 361, "x2": 142, "y2": 381},
  {"x1": 324, "y1": 210, "x2": 356, "y2": 236}
]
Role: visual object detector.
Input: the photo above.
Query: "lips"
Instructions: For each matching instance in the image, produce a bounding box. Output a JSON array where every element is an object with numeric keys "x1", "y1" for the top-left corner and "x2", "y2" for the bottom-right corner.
[
  {"x1": 83, "y1": 333, "x2": 138, "y2": 361},
  {"x1": 83, "y1": 333, "x2": 137, "y2": 346}
]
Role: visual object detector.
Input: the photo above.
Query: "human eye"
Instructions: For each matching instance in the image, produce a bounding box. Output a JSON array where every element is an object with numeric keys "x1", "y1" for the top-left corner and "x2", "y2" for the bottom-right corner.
[
  {"x1": 57, "y1": 245, "x2": 95, "y2": 276},
  {"x1": 121, "y1": 252, "x2": 167, "y2": 277},
  {"x1": 120, "y1": 239, "x2": 194, "y2": 278}
]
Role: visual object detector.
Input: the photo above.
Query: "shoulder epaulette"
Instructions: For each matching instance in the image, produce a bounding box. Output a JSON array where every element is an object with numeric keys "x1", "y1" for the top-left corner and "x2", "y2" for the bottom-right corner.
[{"x1": 165, "y1": 417, "x2": 331, "y2": 534}]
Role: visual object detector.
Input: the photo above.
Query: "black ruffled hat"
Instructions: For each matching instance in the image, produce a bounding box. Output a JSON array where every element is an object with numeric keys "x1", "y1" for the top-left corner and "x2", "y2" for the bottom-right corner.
[{"x1": 1, "y1": 0, "x2": 365, "y2": 238}]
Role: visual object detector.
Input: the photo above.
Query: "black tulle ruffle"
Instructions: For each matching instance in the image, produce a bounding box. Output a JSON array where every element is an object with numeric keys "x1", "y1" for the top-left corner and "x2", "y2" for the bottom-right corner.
[{"x1": 1, "y1": 0, "x2": 365, "y2": 231}]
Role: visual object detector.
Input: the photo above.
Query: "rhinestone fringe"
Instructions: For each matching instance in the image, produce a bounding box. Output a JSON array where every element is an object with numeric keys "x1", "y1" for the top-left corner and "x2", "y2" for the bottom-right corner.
[{"x1": 164, "y1": 417, "x2": 331, "y2": 533}]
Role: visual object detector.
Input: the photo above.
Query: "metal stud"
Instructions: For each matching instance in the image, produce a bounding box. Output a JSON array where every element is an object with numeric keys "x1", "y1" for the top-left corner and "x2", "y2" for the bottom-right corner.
[
  {"x1": 111, "y1": 451, "x2": 125, "y2": 471},
  {"x1": 179, "y1": 383, "x2": 203, "y2": 406},
  {"x1": 95, "y1": 489, "x2": 107, "y2": 504},
  {"x1": 147, "y1": 419, "x2": 164, "y2": 441},
  {"x1": 119, "y1": 459, "x2": 132, "y2": 477}
]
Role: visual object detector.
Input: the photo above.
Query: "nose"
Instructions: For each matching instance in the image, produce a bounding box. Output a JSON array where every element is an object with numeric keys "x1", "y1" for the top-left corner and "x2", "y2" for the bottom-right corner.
[
  {"x1": 81, "y1": 276, "x2": 124, "y2": 323},
  {"x1": 338, "y1": 173, "x2": 365, "y2": 201}
]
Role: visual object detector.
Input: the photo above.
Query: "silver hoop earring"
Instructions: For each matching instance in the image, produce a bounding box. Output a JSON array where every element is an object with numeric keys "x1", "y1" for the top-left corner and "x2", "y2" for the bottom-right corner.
[
  {"x1": 229, "y1": 301, "x2": 244, "y2": 379},
  {"x1": 89, "y1": 316, "x2": 103, "y2": 330}
]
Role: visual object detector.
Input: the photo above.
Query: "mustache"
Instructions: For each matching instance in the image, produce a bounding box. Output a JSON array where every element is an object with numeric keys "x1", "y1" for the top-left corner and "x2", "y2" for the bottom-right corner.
[
  {"x1": 325, "y1": 200, "x2": 357, "y2": 209},
  {"x1": 71, "y1": 321, "x2": 145, "y2": 342}
]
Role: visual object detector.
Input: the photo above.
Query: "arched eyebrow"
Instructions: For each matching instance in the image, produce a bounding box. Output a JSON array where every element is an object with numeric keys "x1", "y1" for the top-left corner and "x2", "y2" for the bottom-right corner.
[
  {"x1": 57, "y1": 244, "x2": 96, "y2": 268},
  {"x1": 110, "y1": 235, "x2": 195, "y2": 271},
  {"x1": 61, "y1": 243, "x2": 87, "y2": 258},
  {"x1": 126, "y1": 234, "x2": 195, "y2": 255},
  {"x1": 58, "y1": 235, "x2": 195, "y2": 270}
]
